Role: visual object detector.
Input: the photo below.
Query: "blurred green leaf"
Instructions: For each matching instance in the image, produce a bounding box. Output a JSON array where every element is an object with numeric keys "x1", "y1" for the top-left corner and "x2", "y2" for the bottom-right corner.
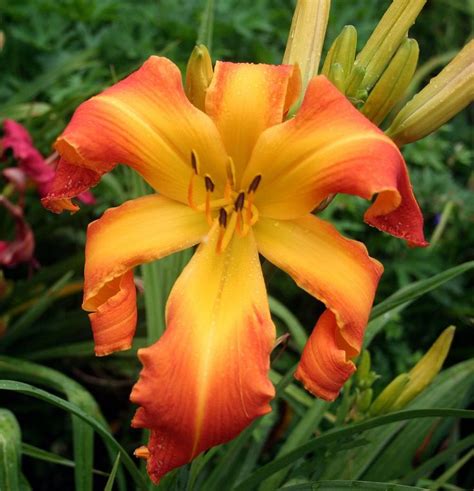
[
  {"x1": 280, "y1": 481, "x2": 426, "y2": 490},
  {"x1": 321, "y1": 360, "x2": 474, "y2": 481},
  {"x1": 233, "y1": 407, "x2": 474, "y2": 490},
  {"x1": 365, "y1": 261, "x2": 474, "y2": 345},
  {"x1": 21, "y1": 443, "x2": 108, "y2": 477},
  {"x1": 0, "y1": 380, "x2": 148, "y2": 491},
  {"x1": 0, "y1": 357, "x2": 124, "y2": 491},
  {"x1": 269, "y1": 296, "x2": 308, "y2": 352},
  {"x1": 104, "y1": 453, "x2": 121, "y2": 491},
  {"x1": 0, "y1": 409, "x2": 22, "y2": 490}
]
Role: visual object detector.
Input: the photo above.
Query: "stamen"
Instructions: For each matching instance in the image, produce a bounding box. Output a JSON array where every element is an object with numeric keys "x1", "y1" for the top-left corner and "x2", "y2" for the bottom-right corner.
[
  {"x1": 204, "y1": 174, "x2": 215, "y2": 192},
  {"x1": 187, "y1": 150, "x2": 200, "y2": 210},
  {"x1": 246, "y1": 191, "x2": 255, "y2": 224},
  {"x1": 187, "y1": 172, "x2": 197, "y2": 210},
  {"x1": 234, "y1": 191, "x2": 245, "y2": 212},
  {"x1": 196, "y1": 197, "x2": 230, "y2": 212},
  {"x1": 191, "y1": 150, "x2": 200, "y2": 174},
  {"x1": 217, "y1": 211, "x2": 237, "y2": 253},
  {"x1": 247, "y1": 174, "x2": 262, "y2": 194},
  {"x1": 218, "y1": 208, "x2": 227, "y2": 228}
]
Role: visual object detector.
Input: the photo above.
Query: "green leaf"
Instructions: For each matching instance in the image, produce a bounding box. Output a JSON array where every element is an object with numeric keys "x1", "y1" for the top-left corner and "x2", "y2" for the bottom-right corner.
[
  {"x1": 0, "y1": 380, "x2": 148, "y2": 491},
  {"x1": 400, "y1": 434, "x2": 474, "y2": 485},
  {"x1": 279, "y1": 481, "x2": 426, "y2": 490},
  {"x1": 232, "y1": 408, "x2": 474, "y2": 490},
  {"x1": 0, "y1": 271, "x2": 73, "y2": 350},
  {"x1": 0, "y1": 357, "x2": 124, "y2": 491},
  {"x1": 21, "y1": 443, "x2": 109, "y2": 477},
  {"x1": 269, "y1": 296, "x2": 307, "y2": 352},
  {"x1": 320, "y1": 360, "x2": 474, "y2": 481},
  {"x1": 0, "y1": 409, "x2": 22, "y2": 491},
  {"x1": 260, "y1": 399, "x2": 329, "y2": 491},
  {"x1": 365, "y1": 261, "x2": 474, "y2": 345},
  {"x1": 104, "y1": 454, "x2": 121, "y2": 491},
  {"x1": 362, "y1": 361, "x2": 474, "y2": 481}
]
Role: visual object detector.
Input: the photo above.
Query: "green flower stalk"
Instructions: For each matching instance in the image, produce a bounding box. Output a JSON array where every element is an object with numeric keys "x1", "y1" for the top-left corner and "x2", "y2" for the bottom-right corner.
[
  {"x1": 387, "y1": 41, "x2": 474, "y2": 146},
  {"x1": 361, "y1": 38, "x2": 419, "y2": 125},
  {"x1": 283, "y1": 0, "x2": 331, "y2": 92},
  {"x1": 346, "y1": 0, "x2": 426, "y2": 95},
  {"x1": 185, "y1": 44, "x2": 214, "y2": 111}
]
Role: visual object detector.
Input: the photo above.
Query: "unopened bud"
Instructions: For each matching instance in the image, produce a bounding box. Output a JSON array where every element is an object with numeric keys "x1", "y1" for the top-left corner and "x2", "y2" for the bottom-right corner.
[
  {"x1": 356, "y1": 350, "x2": 371, "y2": 385},
  {"x1": 391, "y1": 326, "x2": 455, "y2": 410},
  {"x1": 356, "y1": 388, "x2": 373, "y2": 413},
  {"x1": 362, "y1": 38, "x2": 419, "y2": 125},
  {"x1": 370, "y1": 373, "x2": 410, "y2": 416},
  {"x1": 387, "y1": 42, "x2": 474, "y2": 146},
  {"x1": 322, "y1": 25, "x2": 357, "y2": 93},
  {"x1": 185, "y1": 44, "x2": 213, "y2": 111},
  {"x1": 0, "y1": 31, "x2": 4, "y2": 52},
  {"x1": 283, "y1": 0, "x2": 331, "y2": 92},
  {"x1": 347, "y1": 0, "x2": 426, "y2": 93}
]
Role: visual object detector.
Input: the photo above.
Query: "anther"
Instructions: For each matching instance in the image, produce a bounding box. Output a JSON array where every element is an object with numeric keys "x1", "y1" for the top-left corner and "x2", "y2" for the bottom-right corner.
[
  {"x1": 248, "y1": 174, "x2": 262, "y2": 194},
  {"x1": 204, "y1": 174, "x2": 215, "y2": 192},
  {"x1": 191, "y1": 150, "x2": 200, "y2": 174},
  {"x1": 218, "y1": 208, "x2": 227, "y2": 228},
  {"x1": 234, "y1": 192, "x2": 245, "y2": 212}
]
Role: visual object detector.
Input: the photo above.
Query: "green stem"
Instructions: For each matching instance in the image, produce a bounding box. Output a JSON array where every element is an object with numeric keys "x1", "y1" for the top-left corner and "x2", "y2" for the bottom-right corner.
[
  {"x1": 430, "y1": 200, "x2": 455, "y2": 248},
  {"x1": 197, "y1": 0, "x2": 215, "y2": 51}
]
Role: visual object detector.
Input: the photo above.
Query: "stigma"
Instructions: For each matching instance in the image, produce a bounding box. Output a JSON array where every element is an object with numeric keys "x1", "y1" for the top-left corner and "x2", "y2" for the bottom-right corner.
[{"x1": 187, "y1": 150, "x2": 262, "y2": 253}]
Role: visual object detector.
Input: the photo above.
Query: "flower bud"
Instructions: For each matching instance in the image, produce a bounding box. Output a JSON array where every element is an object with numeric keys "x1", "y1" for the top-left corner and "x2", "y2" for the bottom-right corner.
[
  {"x1": 362, "y1": 38, "x2": 419, "y2": 125},
  {"x1": 369, "y1": 373, "x2": 410, "y2": 416},
  {"x1": 391, "y1": 326, "x2": 456, "y2": 410},
  {"x1": 283, "y1": 0, "x2": 331, "y2": 92},
  {"x1": 322, "y1": 25, "x2": 357, "y2": 92},
  {"x1": 185, "y1": 44, "x2": 214, "y2": 111},
  {"x1": 387, "y1": 41, "x2": 474, "y2": 146},
  {"x1": 347, "y1": 0, "x2": 426, "y2": 93},
  {"x1": 356, "y1": 388, "x2": 373, "y2": 413}
]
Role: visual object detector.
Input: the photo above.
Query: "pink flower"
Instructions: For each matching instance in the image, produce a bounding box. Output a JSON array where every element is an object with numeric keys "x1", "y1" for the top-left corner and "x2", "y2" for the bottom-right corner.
[
  {"x1": 1, "y1": 119, "x2": 95, "y2": 204},
  {"x1": 0, "y1": 196, "x2": 35, "y2": 268}
]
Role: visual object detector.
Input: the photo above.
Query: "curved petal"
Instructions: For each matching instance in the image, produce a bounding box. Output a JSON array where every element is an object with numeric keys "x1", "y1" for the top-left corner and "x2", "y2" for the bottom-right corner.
[
  {"x1": 205, "y1": 61, "x2": 300, "y2": 185},
  {"x1": 51, "y1": 56, "x2": 228, "y2": 209},
  {"x1": 130, "y1": 227, "x2": 275, "y2": 483},
  {"x1": 254, "y1": 214, "x2": 383, "y2": 401},
  {"x1": 83, "y1": 194, "x2": 208, "y2": 356},
  {"x1": 243, "y1": 76, "x2": 426, "y2": 246},
  {"x1": 42, "y1": 158, "x2": 101, "y2": 213}
]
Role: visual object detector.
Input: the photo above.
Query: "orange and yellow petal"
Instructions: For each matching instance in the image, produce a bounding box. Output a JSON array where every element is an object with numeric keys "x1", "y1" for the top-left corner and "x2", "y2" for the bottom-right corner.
[
  {"x1": 243, "y1": 76, "x2": 426, "y2": 247},
  {"x1": 130, "y1": 227, "x2": 275, "y2": 483},
  {"x1": 254, "y1": 214, "x2": 383, "y2": 401},
  {"x1": 52, "y1": 56, "x2": 228, "y2": 209},
  {"x1": 83, "y1": 194, "x2": 208, "y2": 355},
  {"x1": 205, "y1": 61, "x2": 300, "y2": 185},
  {"x1": 41, "y1": 158, "x2": 102, "y2": 213}
]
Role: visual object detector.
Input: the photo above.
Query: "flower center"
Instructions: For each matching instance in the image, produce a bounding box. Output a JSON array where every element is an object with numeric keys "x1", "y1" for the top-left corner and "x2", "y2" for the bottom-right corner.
[{"x1": 187, "y1": 150, "x2": 261, "y2": 253}]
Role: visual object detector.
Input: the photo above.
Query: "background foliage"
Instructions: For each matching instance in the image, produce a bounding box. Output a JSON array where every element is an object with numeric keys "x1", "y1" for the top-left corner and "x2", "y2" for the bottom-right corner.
[{"x1": 0, "y1": 0, "x2": 472, "y2": 490}]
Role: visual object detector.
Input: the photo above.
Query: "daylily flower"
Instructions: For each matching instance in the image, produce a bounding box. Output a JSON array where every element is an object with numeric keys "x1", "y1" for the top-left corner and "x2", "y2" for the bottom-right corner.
[
  {"x1": 1, "y1": 119, "x2": 95, "y2": 204},
  {"x1": 42, "y1": 56, "x2": 426, "y2": 482}
]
